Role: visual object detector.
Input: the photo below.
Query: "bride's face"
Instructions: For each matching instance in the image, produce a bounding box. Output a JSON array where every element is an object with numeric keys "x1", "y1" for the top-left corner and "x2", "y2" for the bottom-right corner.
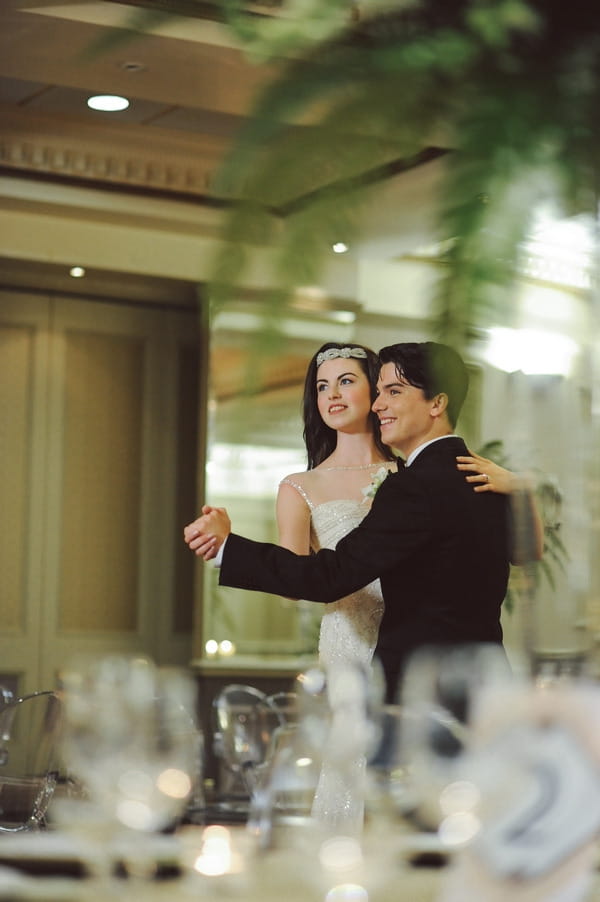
[{"x1": 316, "y1": 358, "x2": 373, "y2": 432}]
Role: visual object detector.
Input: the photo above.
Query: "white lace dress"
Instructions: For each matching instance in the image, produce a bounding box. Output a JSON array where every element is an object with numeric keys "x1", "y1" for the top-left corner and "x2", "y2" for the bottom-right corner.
[{"x1": 280, "y1": 478, "x2": 386, "y2": 835}]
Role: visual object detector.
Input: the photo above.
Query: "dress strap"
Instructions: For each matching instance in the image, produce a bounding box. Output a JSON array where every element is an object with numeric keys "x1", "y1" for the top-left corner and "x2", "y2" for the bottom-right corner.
[{"x1": 280, "y1": 477, "x2": 313, "y2": 510}]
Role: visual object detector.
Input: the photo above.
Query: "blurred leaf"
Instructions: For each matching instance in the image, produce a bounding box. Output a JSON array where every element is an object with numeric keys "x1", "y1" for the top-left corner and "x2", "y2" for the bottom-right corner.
[
  {"x1": 89, "y1": 1, "x2": 600, "y2": 347},
  {"x1": 207, "y1": 0, "x2": 600, "y2": 349},
  {"x1": 479, "y1": 438, "x2": 570, "y2": 614}
]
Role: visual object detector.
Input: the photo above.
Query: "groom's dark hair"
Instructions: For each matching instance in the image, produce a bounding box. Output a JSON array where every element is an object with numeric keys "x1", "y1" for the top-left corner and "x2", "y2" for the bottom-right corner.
[{"x1": 378, "y1": 341, "x2": 469, "y2": 427}]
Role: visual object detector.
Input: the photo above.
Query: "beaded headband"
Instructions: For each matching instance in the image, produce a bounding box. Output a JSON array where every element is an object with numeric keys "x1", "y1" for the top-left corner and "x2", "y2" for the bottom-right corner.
[{"x1": 316, "y1": 347, "x2": 368, "y2": 367}]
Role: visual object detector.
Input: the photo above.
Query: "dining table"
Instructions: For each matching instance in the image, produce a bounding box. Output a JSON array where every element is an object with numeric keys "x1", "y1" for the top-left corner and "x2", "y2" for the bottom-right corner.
[
  {"x1": 0, "y1": 817, "x2": 451, "y2": 902},
  {"x1": 0, "y1": 817, "x2": 599, "y2": 902}
]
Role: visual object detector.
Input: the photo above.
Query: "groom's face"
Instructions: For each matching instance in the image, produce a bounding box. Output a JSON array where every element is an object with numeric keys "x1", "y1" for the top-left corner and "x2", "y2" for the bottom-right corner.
[{"x1": 373, "y1": 362, "x2": 436, "y2": 456}]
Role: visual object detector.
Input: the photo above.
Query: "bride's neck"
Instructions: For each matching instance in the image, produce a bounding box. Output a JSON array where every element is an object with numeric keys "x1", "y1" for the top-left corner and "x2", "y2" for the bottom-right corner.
[{"x1": 325, "y1": 431, "x2": 386, "y2": 468}]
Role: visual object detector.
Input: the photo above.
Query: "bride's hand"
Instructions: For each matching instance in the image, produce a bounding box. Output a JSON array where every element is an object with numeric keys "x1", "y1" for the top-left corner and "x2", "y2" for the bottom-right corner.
[{"x1": 456, "y1": 451, "x2": 520, "y2": 494}]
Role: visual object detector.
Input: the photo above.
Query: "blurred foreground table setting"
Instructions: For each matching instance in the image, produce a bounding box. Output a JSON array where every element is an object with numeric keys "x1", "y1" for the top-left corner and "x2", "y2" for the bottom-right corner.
[{"x1": 0, "y1": 650, "x2": 599, "y2": 901}]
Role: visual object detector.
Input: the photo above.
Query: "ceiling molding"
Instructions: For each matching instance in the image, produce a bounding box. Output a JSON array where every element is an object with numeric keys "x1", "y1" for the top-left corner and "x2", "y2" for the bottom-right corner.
[{"x1": 0, "y1": 105, "x2": 226, "y2": 198}]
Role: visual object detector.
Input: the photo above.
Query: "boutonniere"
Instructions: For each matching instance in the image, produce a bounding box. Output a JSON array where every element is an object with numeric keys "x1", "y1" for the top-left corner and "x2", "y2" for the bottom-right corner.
[{"x1": 362, "y1": 466, "x2": 390, "y2": 503}]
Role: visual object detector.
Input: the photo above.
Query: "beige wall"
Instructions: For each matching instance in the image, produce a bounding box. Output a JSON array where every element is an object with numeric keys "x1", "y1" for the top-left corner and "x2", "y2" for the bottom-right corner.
[{"x1": 0, "y1": 288, "x2": 204, "y2": 694}]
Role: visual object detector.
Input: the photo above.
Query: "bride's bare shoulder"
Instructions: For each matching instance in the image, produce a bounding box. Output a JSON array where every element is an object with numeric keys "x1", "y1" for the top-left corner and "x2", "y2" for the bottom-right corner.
[{"x1": 279, "y1": 470, "x2": 313, "y2": 488}]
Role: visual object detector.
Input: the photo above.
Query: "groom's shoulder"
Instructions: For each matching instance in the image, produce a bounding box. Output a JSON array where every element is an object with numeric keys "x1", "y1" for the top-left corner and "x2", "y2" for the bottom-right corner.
[{"x1": 413, "y1": 436, "x2": 467, "y2": 466}]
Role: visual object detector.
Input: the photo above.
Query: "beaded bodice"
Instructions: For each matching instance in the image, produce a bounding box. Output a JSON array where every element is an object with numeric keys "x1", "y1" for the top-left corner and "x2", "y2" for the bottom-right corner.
[
  {"x1": 279, "y1": 479, "x2": 385, "y2": 666},
  {"x1": 311, "y1": 499, "x2": 384, "y2": 662}
]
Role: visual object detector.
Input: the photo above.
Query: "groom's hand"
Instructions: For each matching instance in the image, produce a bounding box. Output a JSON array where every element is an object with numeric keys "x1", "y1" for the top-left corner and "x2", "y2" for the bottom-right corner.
[{"x1": 184, "y1": 505, "x2": 231, "y2": 560}]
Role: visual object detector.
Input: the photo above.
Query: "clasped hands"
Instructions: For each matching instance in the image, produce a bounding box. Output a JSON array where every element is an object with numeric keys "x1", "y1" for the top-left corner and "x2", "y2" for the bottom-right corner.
[{"x1": 183, "y1": 506, "x2": 231, "y2": 560}]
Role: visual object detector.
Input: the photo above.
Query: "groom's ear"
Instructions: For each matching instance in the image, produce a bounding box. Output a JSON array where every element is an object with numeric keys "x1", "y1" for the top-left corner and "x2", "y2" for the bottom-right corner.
[{"x1": 430, "y1": 392, "x2": 449, "y2": 418}]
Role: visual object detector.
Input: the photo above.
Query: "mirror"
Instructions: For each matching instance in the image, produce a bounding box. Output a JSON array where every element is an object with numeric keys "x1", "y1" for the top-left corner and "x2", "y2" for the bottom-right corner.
[
  {"x1": 199, "y1": 296, "x2": 486, "y2": 666},
  {"x1": 201, "y1": 298, "x2": 362, "y2": 662}
]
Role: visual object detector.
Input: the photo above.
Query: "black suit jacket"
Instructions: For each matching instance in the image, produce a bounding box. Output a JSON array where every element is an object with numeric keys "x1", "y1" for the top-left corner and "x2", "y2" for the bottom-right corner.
[{"x1": 220, "y1": 437, "x2": 511, "y2": 700}]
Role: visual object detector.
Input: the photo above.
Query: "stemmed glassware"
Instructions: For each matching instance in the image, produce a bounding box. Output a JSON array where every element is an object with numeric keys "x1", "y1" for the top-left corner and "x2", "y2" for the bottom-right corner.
[
  {"x1": 396, "y1": 644, "x2": 511, "y2": 834},
  {"x1": 58, "y1": 654, "x2": 201, "y2": 883},
  {"x1": 364, "y1": 643, "x2": 513, "y2": 857},
  {"x1": 0, "y1": 690, "x2": 62, "y2": 832}
]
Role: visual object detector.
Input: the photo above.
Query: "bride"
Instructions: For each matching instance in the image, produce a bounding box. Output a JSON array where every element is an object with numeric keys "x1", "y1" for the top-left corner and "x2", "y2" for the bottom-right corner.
[{"x1": 276, "y1": 342, "x2": 396, "y2": 836}]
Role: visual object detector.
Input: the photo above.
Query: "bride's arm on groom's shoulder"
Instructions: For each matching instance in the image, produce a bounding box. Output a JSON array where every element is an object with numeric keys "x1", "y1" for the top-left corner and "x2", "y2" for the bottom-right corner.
[
  {"x1": 456, "y1": 451, "x2": 544, "y2": 562},
  {"x1": 456, "y1": 450, "x2": 524, "y2": 494},
  {"x1": 276, "y1": 479, "x2": 311, "y2": 555},
  {"x1": 184, "y1": 505, "x2": 231, "y2": 560}
]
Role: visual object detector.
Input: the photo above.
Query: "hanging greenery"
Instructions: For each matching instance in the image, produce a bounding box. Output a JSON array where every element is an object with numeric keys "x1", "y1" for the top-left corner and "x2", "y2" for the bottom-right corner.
[
  {"x1": 99, "y1": 1, "x2": 600, "y2": 349},
  {"x1": 207, "y1": 0, "x2": 600, "y2": 349}
]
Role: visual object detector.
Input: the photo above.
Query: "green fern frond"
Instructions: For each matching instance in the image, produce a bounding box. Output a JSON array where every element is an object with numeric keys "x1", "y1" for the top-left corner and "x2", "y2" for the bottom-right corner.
[
  {"x1": 537, "y1": 557, "x2": 557, "y2": 592},
  {"x1": 475, "y1": 440, "x2": 510, "y2": 466},
  {"x1": 543, "y1": 537, "x2": 568, "y2": 570},
  {"x1": 88, "y1": 1, "x2": 600, "y2": 351},
  {"x1": 209, "y1": 0, "x2": 600, "y2": 348}
]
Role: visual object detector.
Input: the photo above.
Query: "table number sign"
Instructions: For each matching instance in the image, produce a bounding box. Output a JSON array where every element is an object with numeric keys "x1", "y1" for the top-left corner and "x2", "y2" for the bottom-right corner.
[{"x1": 438, "y1": 683, "x2": 600, "y2": 902}]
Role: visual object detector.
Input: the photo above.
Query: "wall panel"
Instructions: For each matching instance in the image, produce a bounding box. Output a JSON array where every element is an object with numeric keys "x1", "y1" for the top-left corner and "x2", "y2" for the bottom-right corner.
[
  {"x1": 0, "y1": 288, "x2": 204, "y2": 692},
  {"x1": 0, "y1": 324, "x2": 34, "y2": 632},
  {"x1": 59, "y1": 331, "x2": 144, "y2": 632}
]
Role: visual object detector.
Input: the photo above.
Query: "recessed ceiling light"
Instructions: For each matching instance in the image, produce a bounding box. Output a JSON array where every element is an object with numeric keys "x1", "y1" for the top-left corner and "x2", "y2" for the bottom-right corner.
[
  {"x1": 87, "y1": 94, "x2": 129, "y2": 112},
  {"x1": 69, "y1": 266, "x2": 86, "y2": 278},
  {"x1": 332, "y1": 242, "x2": 349, "y2": 254}
]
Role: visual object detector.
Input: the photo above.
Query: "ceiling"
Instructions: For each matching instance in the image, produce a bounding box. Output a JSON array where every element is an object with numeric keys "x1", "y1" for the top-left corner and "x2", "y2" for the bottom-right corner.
[
  {"x1": 0, "y1": 2, "x2": 274, "y2": 137},
  {"x1": 0, "y1": 1, "x2": 279, "y2": 198},
  {"x1": 0, "y1": 0, "x2": 446, "y2": 239}
]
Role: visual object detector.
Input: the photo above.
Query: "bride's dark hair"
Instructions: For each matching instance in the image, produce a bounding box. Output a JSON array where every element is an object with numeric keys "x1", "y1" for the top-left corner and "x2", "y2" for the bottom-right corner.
[{"x1": 302, "y1": 341, "x2": 395, "y2": 469}]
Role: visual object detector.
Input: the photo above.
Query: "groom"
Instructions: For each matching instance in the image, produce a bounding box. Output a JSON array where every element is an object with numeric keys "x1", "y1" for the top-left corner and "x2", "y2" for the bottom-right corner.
[{"x1": 185, "y1": 341, "x2": 512, "y2": 701}]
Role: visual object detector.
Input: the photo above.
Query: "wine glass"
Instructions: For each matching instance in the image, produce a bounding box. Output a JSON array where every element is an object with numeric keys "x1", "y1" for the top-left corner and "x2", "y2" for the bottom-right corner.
[
  {"x1": 395, "y1": 643, "x2": 513, "y2": 834},
  {"x1": 0, "y1": 691, "x2": 62, "y2": 832},
  {"x1": 58, "y1": 655, "x2": 200, "y2": 882}
]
